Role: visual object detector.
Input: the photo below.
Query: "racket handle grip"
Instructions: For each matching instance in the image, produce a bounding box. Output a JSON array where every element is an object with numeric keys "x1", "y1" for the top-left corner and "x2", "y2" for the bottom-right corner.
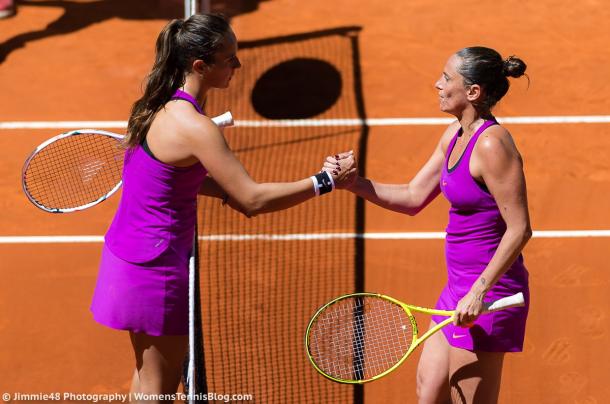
[
  {"x1": 211, "y1": 111, "x2": 234, "y2": 128},
  {"x1": 483, "y1": 292, "x2": 525, "y2": 313}
]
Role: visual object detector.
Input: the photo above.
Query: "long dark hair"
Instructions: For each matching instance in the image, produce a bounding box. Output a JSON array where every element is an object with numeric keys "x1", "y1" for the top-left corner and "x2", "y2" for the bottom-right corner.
[
  {"x1": 456, "y1": 46, "x2": 527, "y2": 111},
  {"x1": 125, "y1": 14, "x2": 231, "y2": 147}
]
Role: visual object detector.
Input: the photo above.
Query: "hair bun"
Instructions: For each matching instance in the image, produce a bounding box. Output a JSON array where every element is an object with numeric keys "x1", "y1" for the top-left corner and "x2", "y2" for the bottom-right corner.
[{"x1": 502, "y1": 55, "x2": 527, "y2": 78}]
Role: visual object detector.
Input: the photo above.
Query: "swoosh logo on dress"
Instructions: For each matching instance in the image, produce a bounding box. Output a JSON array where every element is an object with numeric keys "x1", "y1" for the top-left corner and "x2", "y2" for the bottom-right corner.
[{"x1": 452, "y1": 333, "x2": 467, "y2": 339}]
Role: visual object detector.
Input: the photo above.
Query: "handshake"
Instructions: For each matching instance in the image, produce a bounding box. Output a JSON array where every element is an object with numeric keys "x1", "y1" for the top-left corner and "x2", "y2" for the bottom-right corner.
[{"x1": 321, "y1": 150, "x2": 358, "y2": 190}]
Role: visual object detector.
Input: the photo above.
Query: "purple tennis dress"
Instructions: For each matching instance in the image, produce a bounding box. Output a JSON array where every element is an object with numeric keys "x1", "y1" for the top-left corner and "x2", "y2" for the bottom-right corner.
[
  {"x1": 432, "y1": 119, "x2": 529, "y2": 352},
  {"x1": 90, "y1": 90, "x2": 207, "y2": 336}
]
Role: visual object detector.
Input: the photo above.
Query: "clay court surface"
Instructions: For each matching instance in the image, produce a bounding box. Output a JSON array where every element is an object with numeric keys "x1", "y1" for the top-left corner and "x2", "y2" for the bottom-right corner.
[{"x1": 1, "y1": 1, "x2": 609, "y2": 403}]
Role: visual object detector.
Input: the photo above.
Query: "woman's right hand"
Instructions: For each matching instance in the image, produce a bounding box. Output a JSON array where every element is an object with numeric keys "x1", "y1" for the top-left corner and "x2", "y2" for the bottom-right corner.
[{"x1": 323, "y1": 151, "x2": 357, "y2": 189}]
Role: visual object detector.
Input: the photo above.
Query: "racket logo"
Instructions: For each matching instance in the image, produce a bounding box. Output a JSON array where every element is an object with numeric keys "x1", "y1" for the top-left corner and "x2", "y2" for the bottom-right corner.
[{"x1": 81, "y1": 158, "x2": 105, "y2": 182}]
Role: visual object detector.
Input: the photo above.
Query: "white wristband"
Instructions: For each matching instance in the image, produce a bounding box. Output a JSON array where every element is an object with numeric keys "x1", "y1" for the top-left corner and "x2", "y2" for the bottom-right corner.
[
  {"x1": 326, "y1": 171, "x2": 335, "y2": 190},
  {"x1": 310, "y1": 175, "x2": 320, "y2": 196}
]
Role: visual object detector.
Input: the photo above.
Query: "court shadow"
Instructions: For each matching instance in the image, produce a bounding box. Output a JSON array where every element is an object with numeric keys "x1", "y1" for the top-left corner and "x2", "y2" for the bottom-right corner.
[
  {"x1": 0, "y1": 0, "x2": 173, "y2": 63},
  {"x1": 209, "y1": 0, "x2": 270, "y2": 19},
  {"x1": 449, "y1": 350, "x2": 504, "y2": 404},
  {"x1": 251, "y1": 57, "x2": 342, "y2": 119},
  {"x1": 0, "y1": 0, "x2": 269, "y2": 64},
  {"x1": 240, "y1": 27, "x2": 362, "y2": 121}
]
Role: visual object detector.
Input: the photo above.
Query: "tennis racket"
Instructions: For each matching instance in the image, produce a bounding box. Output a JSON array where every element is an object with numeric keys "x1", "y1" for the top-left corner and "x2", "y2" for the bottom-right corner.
[
  {"x1": 21, "y1": 111, "x2": 234, "y2": 213},
  {"x1": 305, "y1": 291, "x2": 525, "y2": 384}
]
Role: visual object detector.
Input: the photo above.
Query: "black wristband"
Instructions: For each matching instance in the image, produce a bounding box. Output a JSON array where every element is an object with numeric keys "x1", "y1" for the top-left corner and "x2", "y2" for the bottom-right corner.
[{"x1": 313, "y1": 171, "x2": 334, "y2": 196}]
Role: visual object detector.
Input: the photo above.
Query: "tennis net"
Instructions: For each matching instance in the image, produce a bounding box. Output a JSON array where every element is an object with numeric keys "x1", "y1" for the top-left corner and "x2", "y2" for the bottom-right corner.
[{"x1": 196, "y1": 26, "x2": 367, "y2": 404}]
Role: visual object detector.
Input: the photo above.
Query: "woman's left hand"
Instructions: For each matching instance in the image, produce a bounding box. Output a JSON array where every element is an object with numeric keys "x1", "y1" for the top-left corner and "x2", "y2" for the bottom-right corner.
[{"x1": 453, "y1": 289, "x2": 486, "y2": 327}]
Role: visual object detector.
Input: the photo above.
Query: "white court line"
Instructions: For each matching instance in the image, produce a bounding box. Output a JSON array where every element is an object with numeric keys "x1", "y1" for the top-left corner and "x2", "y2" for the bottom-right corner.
[
  {"x1": 1, "y1": 230, "x2": 610, "y2": 244},
  {"x1": 2, "y1": 115, "x2": 610, "y2": 130},
  {"x1": 0, "y1": 121, "x2": 128, "y2": 130}
]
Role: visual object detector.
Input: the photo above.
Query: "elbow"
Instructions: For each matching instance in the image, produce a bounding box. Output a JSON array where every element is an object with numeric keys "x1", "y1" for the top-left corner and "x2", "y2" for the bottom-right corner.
[
  {"x1": 384, "y1": 196, "x2": 422, "y2": 216},
  {"x1": 239, "y1": 190, "x2": 266, "y2": 217},
  {"x1": 398, "y1": 202, "x2": 423, "y2": 216},
  {"x1": 399, "y1": 191, "x2": 428, "y2": 216},
  {"x1": 230, "y1": 199, "x2": 261, "y2": 219},
  {"x1": 239, "y1": 200, "x2": 261, "y2": 217},
  {"x1": 515, "y1": 223, "x2": 533, "y2": 246},
  {"x1": 404, "y1": 206, "x2": 423, "y2": 216},
  {"x1": 243, "y1": 205, "x2": 261, "y2": 217},
  {"x1": 505, "y1": 222, "x2": 532, "y2": 248}
]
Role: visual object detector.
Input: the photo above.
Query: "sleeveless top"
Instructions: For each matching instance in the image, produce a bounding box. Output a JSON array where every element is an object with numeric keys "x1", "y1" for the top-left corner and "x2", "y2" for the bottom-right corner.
[
  {"x1": 439, "y1": 120, "x2": 528, "y2": 297},
  {"x1": 104, "y1": 90, "x2": 208, "y2": 263}
]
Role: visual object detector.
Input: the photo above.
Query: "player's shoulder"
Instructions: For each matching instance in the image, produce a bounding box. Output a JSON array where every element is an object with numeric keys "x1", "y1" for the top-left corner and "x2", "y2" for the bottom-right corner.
[
  {"x1": 477, "y1": 123, "x2": 516, "y2": 153},
  {"x1": 475, "y1": 123, "x2": 522, "y2": 165},
  {"x1": 171, "y1": 108, "x2": 222, "y2": 143},
  {"x1": 188, "y1": 114, "x2": 220, "y2": 136}
]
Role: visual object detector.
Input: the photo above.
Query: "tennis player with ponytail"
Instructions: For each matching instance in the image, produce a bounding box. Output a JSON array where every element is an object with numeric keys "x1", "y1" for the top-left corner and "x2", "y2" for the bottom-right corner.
[
  {"x1": 90, "y1": 14, "x2": 355, "y2": 400},
  {"x1": 328, "y1": 47, "x2": 531, "y2": 403}
]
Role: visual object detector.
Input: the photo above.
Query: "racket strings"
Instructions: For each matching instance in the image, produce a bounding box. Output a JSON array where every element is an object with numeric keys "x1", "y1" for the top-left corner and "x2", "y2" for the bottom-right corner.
[
  {"x1": 24, "y1": 133, "x2": 124, "y2": 210},
  {"x1": 308, "y1": 296, "x2": 414, "y2": 381}
]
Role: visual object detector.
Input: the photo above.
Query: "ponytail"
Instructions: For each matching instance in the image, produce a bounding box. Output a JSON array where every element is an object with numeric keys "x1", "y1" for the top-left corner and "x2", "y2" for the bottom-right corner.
[
  {"x1": 125, "y1": 14, "x2": 231, "y2": 147},
  {"x1": 125, "y1": 19, "x2": 184, "y2": 147}
]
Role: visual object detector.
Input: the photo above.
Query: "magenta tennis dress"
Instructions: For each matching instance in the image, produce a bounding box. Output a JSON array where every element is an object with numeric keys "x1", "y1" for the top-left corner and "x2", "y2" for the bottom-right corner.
[
  {"x1": 432, "y1": 119, "x2": 529, "y2": 352},
  {"x1": 90, "y1": 90, "x2": 207, "y2": 336}
]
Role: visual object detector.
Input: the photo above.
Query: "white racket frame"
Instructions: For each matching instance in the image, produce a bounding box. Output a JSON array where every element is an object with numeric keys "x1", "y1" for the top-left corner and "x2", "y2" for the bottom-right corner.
[
  {"x1": 22, "y1": 112, "x2": 233, "y2": 214},
  {"x1": 22, "y1": 129, "x2": 124, "y2": 214}
]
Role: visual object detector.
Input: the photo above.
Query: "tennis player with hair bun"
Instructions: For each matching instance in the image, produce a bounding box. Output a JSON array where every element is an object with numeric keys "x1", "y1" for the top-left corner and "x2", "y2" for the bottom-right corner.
[
  {"x1": 329, "y1": 47, "x2": 531, "y2": 403},
  {"x1": 90, "y1": 13, "x2": 356, "y2": 400}
]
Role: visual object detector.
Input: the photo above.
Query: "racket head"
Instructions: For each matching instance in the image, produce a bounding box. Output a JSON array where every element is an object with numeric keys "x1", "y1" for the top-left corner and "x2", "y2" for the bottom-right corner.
[
  {"x1": 305, "y1": 292, "x2": 418, "y2": 384},
  {"x1": 22, "y1": 129, "x2": 125, "y2": 213}
]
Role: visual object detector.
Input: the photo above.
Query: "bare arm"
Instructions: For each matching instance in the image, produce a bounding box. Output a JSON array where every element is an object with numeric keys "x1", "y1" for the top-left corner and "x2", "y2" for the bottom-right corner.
[
  {"x1": 199, "y1": 174, "x2": 255, "y2": 216},
  {"x1": 187, "y1": 118, "x2": 355, "y2": 216},
  {"x1": 344, "y1": 123, "x2": 458, "y2": 215},
  {"x1": 454, "y1": 126, "x2": 532, "y2": 326},
  {"x1": 198, "y1": 175, "x2": 226, "y2": 199}
]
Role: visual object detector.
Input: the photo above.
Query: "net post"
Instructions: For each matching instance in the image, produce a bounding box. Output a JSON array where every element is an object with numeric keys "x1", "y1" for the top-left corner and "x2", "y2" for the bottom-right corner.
[{"x1": 184, "y1": 0, "x2": 200, "y2": 19}]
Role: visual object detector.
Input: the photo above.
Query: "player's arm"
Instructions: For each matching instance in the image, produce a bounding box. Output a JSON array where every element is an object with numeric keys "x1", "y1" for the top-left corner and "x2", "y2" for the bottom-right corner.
[
  {"x1": 454, "y1": 126, "x2": 532, "y2": 326},
  {"x1": 199, "y1": 175, "x2": 253, "y2": 215},
  {"x1": 198, "y1": 175, "x2": 226, "y2": 199},
  {"x1": 344, "y1": 122, "x2": 459, "y2": 215},
  {"x1": 188, "y1": 117, "x2": 355, "y2": 217}
]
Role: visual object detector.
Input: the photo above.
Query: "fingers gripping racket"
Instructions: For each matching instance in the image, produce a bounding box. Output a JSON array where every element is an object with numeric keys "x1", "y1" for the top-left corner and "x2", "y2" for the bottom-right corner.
[
  {"x1": 305, "y1": 292, "x2": 525, "y2": 384},
  {"x1": 21, "y1": 111, "x2": 234, "y2": 213}
]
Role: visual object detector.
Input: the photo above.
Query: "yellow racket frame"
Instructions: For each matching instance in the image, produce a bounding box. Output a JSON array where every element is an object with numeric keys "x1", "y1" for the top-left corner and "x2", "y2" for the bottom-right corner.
[
  {"x1": 305, "y1": 292, "x2": 454, "y2": 384},
  {"x1": 305, "y1": 291, "x2": 524, "y2": 384}
]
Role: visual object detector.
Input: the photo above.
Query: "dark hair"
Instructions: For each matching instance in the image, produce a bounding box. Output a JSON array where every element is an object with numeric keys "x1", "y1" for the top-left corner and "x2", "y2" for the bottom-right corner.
[
  {"x1": 125, "y1": 14, "x2": 231, "y2": 147},
  {"x1": 455, "y1": 46, "x2": 527, "y2": 110}
]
